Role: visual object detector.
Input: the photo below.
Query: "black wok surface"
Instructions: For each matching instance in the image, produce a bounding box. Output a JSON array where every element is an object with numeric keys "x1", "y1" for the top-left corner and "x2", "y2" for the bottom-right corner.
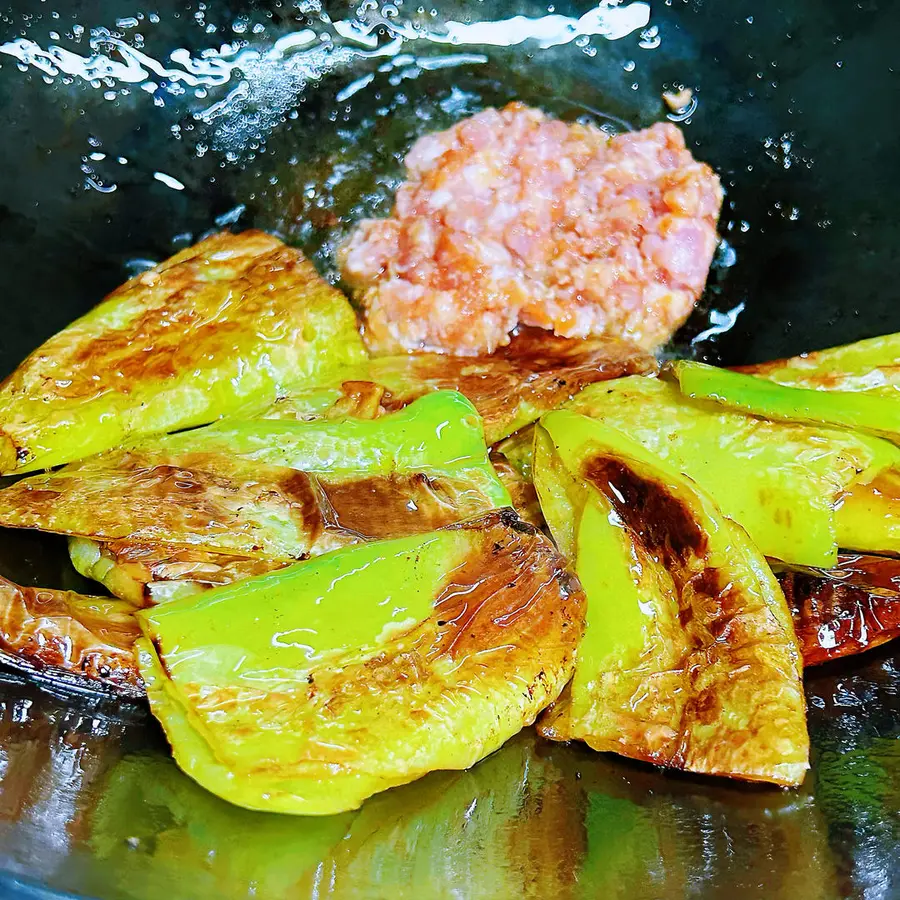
[{"x1": 0, "y1": 1, "x2": 898, "y2": 897}]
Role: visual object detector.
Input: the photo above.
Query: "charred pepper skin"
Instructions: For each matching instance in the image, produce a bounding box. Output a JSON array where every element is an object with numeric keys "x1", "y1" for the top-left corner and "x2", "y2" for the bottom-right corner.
[
  {"x1": 0, "y1": 391, "x2": 510, "y2": 601},
  {"x1": 533, "y1": 410, "x2": 809, "y2": 787},
  {"x1": 0, "y1": 231, "x2": 367, "y2": 474},
  {"x1": 137, "y1": 511, "x2": 585, "y2": 815},
  {"x1": 563, "y1": 376, "x2": 900, "y2": 568}
]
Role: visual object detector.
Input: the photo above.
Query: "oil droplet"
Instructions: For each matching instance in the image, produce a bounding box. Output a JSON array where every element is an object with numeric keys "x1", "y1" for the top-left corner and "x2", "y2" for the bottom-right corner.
[
  {"x1": 638, "y1": 25, "x2": 660, "y2": 50},
  {"x1": 153, "y1": 171, "x2": 186, "y2": 191}
]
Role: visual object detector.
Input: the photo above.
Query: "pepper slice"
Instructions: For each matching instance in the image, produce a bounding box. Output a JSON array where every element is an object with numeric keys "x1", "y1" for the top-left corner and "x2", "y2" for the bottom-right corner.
[
  {"x1": 0, "y1": 576, "x2": 142, "y2": 696},
  {"x1": 136, "y1": 511, "x2": 585, "y2": 814},
  {"x1": 565, "y1": 377, "x2": 899, "y2": 567},
  {"x1": 0, "y1": 392, "x2": 510, "y2": 600},
  {"x1": 673, "y1": 360, "x2": 900, "y2": 444},
  {"x1": 534, "y1": 410, "x2": 809, "y2": 786},
  {"x1": 778, "y1": 554, "x2": 900, "y2": 666},
  {"x1": 258, "y1": 327, "x2": 655, "y2": 444},
  {"x1": 0, "y1": 231, "x2": 367, "y2": 474},
  {"x1": 735, "y1": 331, "x2": 900, "y2": 397}
]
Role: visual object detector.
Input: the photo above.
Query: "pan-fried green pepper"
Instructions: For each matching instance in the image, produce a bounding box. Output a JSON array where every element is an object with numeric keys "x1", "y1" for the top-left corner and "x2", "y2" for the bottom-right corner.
[
  {"x1": 673, "y1": 360, "x2": 900, "y2": 444},
  {"x1": 136, "y1": 511, "x2": 585, "y2": 814},
  {"x1": 835, "y1": 468, "x2": 900, "y2": 555},
  {"x1": 0, "y1": 231, "x2": 367, "y2": 474},
  {"x1": 0, "y1": 392, "x2": 510, "y2": 601},
  {"x1": 565, "y1": 377, "x2": 900, "y2": 567},
  {"x1": 736, "y1": 331, "x2": 900, "y2": 396},
  {"x1": 67, "y1": 539, "x2": 283, "y2": 606},
  {"x1": 533, "y1": 411, "x2": 809, "y2": 786},
  {"x1": 0, "y1": 575, "x2": 142, "y2": 695},
  {"x1": 257, "y1": 328, "x2": 655, "y2": 444},
  {"x1": 0, "y1": 390, "x2": 508, "y2": 554}
]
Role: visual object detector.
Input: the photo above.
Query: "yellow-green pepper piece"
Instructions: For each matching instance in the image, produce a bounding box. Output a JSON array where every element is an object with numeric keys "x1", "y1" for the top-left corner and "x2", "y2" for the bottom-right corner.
[
  {"x1": 258, "y1": 329, "x2": 655, "y2": 444},
  {"x1": 0, "y1": 231, "x2": 367, "y2": 474},
  {"x1": 566, "y1": 377, "x2": 899, "y2": 567},
  {"x1": 673, "y1": 360, "x2": 900, "y2": 445},
  {"x1": 0, "y1": 391, "x2": 509, "y2": 566},
  {"x1": 0, "y1": 574, "x2": 142, "y2": 695},
  {"x1": 835, "y1": 469, "x2": 900, "y2": 556},
  {"x1": 533, "y1": 410, "x2": 809, "y2": 786},
  {"x1": 136, "y1": 511, "x2": 585, "y2": 814},
  {"x1": 736, "y1": 331, "x2": 900, "y2": 397}
]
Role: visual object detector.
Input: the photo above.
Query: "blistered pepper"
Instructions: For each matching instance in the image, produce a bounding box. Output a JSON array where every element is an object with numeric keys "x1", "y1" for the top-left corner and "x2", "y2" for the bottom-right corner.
[
  {"x1": 136, "y1": 511, "x2": 585, "y2": 814},
  {"x1": 0, "y1": 231, "x2": 367, "y2": 474},
  {"x1": 0, "y1": 392, "x2": 510, "y2": 602},
  {"x1": 533, "y1": 410, "x2": 809, "y2": 786},
  {"x1": 565, "y1": 377, "x2": 900, "y2": 567},
  {"x1": 258, "y1": 328, "x2": 655, "y2": 444},
  {"x1": 735, "y1": 331, "x2": 900, "y2": 397}
]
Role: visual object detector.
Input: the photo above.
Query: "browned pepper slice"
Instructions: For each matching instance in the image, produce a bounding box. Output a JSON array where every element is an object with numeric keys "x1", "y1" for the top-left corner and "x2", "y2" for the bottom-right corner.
[
  {"x1": 0, "y1": 576, "x2": 142, "y2": 696},
  {"x1": 779, "y1": 554, "x2": 900, "y2": 666}
]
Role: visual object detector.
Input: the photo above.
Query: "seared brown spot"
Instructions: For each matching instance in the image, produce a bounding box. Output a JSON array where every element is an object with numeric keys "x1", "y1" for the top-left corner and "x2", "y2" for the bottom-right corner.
[
  {"x1": 329, "y1": 381, "x2": 386, "y2": 419},
  {"x1": 538, "y1": 448, "x2": 808, "y2": 785},
  {"x1": 21, "y1": 488, "x2": 60, "y2": 504},
  {"x1": 430, "y1": 511, "x2": 585, "y2": 661},
  {"x1": 0, "y1": 449, "x2": 333, "y2": 559},
  {"x1": 365, "y1": 327, "x2": 655, "y2": 443},
  {"x1": 22, "y1": 233, "x2": 330, "y2": 400},
  {"x1": 583, "y1": 456, "x2": 707, "y2": 565},
  {"x1": 0, "y1": 575, "x2": 143, "y2": 696},
  {"x1": 686, "y1": 689, "x2": 720, "y2": 722},
  {"x1": 162, "y1": 510, "x2": 586, "y2": 787},
  {"x1": 319, "y1": 473, "x2": 468, "y2": 539},
  {"x1": 278, "y1": 471, "x2": 325, "y2": 542},
  {"x1": 780, "y1": 556, "x2": 900, "y2": 666}
]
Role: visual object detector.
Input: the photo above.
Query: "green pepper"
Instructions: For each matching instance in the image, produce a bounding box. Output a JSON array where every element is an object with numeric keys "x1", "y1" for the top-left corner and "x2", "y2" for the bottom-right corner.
[
  {"x1": 0, "y1": 231, "x2": 367, "y2": 474},
  {"x1": 672, "y1": 360, "x2": 900, "y2": 444},
  {"x1": 533, "y1": 410, "x2": 809, "y2": 786},
  {"x1": 565, "y1": 377, "x2": 900, "y2": 567},
  {"x1": 0, "y1": 392, "x2": 510, "y2": 597},
  {"x1": 259, "y1": 328, "x2": 655, "y2": 444},
  {"x1": 0, "y1": 574, "x2": 141, "y2": 695},
  {"x1": 736, "y1": 331, "x2": 900, "y2": 397},
  {"x1": 835, "y1": 468, "x2": 900, "y2": 555},
  {"x1": 67, "y1": 538, "x2": 282, "y2": 606},
  {"x1": 136, "y1": 511, "x2": 585, "y2": 814}
]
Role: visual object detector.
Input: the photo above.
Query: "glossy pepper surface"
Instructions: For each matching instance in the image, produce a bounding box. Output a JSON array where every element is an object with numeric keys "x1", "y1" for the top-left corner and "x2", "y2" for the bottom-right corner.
[
  {"x1": 0, "y1": 231, "x2": 367, "y2": 474},
  {"x1": 778, "y1": 554, "x2": 900, "y2": 666},
  {"x1": 533, "y1": 410, "x2": 809, "y2": 786},
  {"x1": 137, "y1": 511, "x2": 585, "y2": 814},
  {"x1": 566, "y1": 377, "x2": 899, "y2": 567},
  {"x1": 0, "y1": 392, "x2": 509, "y2": 593},
  {"x1": 673, "y1": 359, "x2": 900, "y2": 445},
  {"x1": 0, "y1": 576, "x2": 142, "y2": 695},
  {"x1": 258, "y1": 327, "x2": 655, "y2": 444},
  {"x1": 736, "y1": 331, "x2": 900, "y2": 396}
]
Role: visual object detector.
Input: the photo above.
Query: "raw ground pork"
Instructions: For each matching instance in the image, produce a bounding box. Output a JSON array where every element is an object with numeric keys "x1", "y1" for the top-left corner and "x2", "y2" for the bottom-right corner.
[{"x1": 340, "y1": 102, "x2": 723, "y2": 356}]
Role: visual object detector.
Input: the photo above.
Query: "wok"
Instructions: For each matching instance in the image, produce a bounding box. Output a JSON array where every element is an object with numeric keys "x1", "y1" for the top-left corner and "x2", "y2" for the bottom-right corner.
[{"x1": 0, "y1": 1, "x2": 898, "y2": 897}]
